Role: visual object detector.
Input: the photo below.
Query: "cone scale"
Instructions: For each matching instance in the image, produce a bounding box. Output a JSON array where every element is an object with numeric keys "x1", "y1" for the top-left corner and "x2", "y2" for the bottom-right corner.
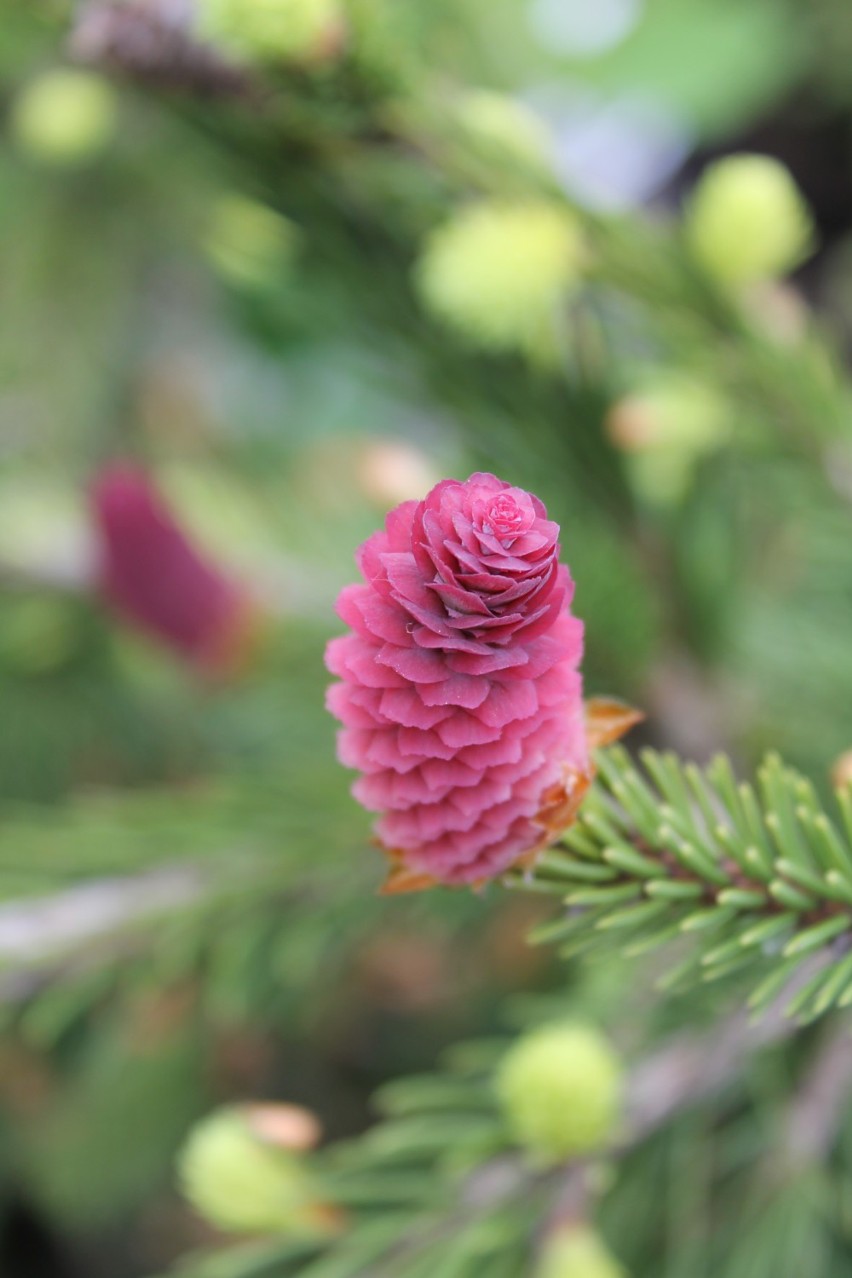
[{"x1": 325, "y1": 473, "x2": 639, "y2": 889}]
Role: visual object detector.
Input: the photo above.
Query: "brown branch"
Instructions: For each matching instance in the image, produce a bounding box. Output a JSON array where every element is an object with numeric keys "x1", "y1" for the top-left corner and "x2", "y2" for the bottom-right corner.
[
  {"x1": 778, "y1": 1022, "x2": 852, "y2": 1169},
  {"x1": 622, "y1": 986, "x2": 811, "y2": 1141},
  {"x1": 0, "y1": 863, "x2": 205, "y2": 999},
  {"x1": 70, "y1": 0, "x2": 253, "y2": 97}
]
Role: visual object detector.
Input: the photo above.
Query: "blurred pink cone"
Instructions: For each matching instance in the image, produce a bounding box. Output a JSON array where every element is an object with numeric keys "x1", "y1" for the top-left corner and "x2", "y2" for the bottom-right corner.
[{"x1": 91, "y1": 463, "x2": 257, "y2": 674}]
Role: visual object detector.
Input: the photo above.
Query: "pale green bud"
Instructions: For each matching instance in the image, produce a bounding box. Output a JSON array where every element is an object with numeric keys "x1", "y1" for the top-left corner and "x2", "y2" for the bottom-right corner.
[
  {"x1": 535, "y1": 1225, "x2": 626, "y2": 1278},
  {"x1": 11, "y1": 70, "x2": 116, "y2": 167},
  {"x1": 685, "y1": 154, "x2": 814, "y2": 287},
  {"x1": 455, "y1": 91, "x2": 554, "y2": 174},
  {"x1": 195, "y1": 0, "x2": 346, "y2": 64},
  {"x1": 178, "y1": 1105, "x2": 336, "y2": 1235},
  {"x1": 0, "y1": 597, "x2": 80, "y2": 675},
  {"x1": 415, "y1": 200, "x2": 583, "y2": 357},
  {"x1": 607, "y1": 377, "x2": 729, "y2": 455},
  {"x1": 204, "y1": 194, "x2": 298, "y2": 290},
  {"x1": 495, "y1": 1023, "x2": 622, "y2": 1163},
  {"x1": 607, "y1": 376, "x2": 730, "y2": 506}
]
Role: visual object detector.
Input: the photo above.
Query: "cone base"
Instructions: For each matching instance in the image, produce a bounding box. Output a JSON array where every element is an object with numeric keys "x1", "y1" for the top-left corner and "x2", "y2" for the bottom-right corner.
[{"x1": 378, "y1": 698, "x2": 644, "y2": 893}]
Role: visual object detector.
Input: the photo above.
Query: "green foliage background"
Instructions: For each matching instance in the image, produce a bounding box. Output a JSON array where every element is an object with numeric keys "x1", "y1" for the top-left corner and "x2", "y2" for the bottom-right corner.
[{"x1": 2, "y1": 0, "x2": 852, "y2": 1274}]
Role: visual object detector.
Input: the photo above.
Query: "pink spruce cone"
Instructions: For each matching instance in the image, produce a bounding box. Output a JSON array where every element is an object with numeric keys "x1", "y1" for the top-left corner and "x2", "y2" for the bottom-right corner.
[
  {"x1": 91, "y1": 463, "x2": 257, "y2": 673},
  {"x1": 326, "y1": 473, "x2": 636, "y2": 890}
]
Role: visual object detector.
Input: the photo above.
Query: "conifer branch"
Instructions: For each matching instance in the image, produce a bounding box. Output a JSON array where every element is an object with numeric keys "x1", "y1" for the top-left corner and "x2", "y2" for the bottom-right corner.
[
  {"x1": 514, "y1": 746, "x2": 852, "y2": 1022},
  {"x1": 164, "y1": 992, "x2": 828, "y2": 1278},
  {"x1": 0, "y1": 776, "x2": 382, "y2": 1041}
]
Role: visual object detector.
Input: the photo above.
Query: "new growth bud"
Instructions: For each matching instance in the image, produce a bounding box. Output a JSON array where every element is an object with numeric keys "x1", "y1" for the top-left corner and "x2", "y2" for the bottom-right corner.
[
  {"x1": 205, "y1": 194, "x2": 298, "y2": 290},
  {"x1": 415, "y1": 201, "x2": 583, "y2": 357},
  {"x1": 496, "y1": 1023, "x2": 622, "y2": 1163},
  {"x1": 535, "y1": 1225, "x2": 626, "y2": 1278},
  {"x1": 685, "y1": 154, "x2": 814, "y2": 288},
  {"x1": 178, "y1": 1104, "x2": 336, "y2": 1235},
  {"x1": 11, "y1": 70, "x2": 117, "y2": 167},
  {"x1": 195, "y1": 0, "x2": 346, "y2": 64},
  {"x1": 606, "y1": 376, "x2": 729, "y2": 505},
  {"x1": 455, "y1": 91, "x2": 554, "y2": 174}
]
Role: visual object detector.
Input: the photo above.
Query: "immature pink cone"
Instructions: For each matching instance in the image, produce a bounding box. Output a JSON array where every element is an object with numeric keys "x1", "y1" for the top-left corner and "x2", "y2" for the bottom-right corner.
[
  {"x1": 326, "y1": 473, "x2": 634, "y2": 890},
  {"x1": 91, "y1": 463, "x2": 256, "y2": 673}
]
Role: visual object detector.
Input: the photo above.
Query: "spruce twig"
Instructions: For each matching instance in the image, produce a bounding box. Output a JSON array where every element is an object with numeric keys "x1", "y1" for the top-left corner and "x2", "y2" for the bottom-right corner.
[
  {"x1": 165, "y1": 983, "x2": 838, "y2": 1278},
  {"x1": 513, "y1": 747, "x2": 852, "y2": 1021}
]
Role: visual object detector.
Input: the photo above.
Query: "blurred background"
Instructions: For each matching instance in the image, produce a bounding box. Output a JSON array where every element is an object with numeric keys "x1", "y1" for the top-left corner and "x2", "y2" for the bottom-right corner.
[{"x1": 2, "y1": 0, "x2": 852, "y2": 1273}]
